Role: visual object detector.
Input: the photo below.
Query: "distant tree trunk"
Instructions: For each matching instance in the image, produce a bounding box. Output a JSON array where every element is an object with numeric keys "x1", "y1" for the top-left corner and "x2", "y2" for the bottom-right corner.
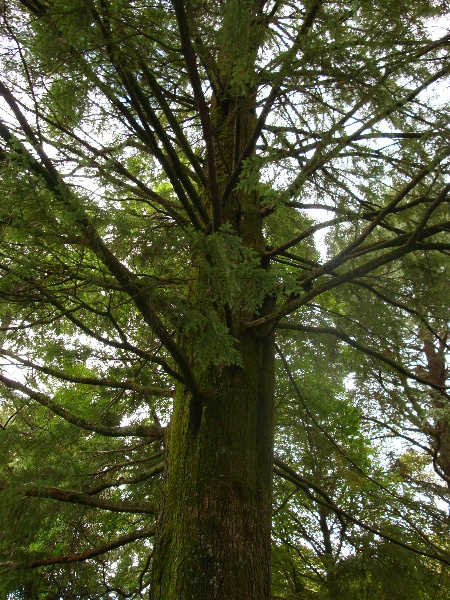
[
  {"x1": 22, "y1": 582, "x2": 39, "y2": 600},
  {"x1": 423, "y1": 331, "x2": 450, "y2": 486}
]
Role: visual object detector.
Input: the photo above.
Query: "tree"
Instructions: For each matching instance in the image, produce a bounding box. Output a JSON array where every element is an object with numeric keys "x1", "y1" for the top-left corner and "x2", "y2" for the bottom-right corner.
[{"x1": 0, "y1": 0, "x2": 449, "y2": 598}]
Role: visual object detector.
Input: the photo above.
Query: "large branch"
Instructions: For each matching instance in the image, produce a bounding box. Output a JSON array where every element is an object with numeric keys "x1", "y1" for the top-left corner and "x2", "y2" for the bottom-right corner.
[
  {"x1": 264, "y1": 216, "x2": 346, "y2": 261},
  {"x1": 250, "y1": 232, "x2": 449, "y2": 330},
  {"x1": 91, "y1": 69, "x2": 206, "y2": 231},
  {"x1": 269, "y1": 160, "x2": 450, "y2": 267},
  {"x1": 104, "y1": 60, "x2": 208, "y2": 229},
  {"x1": 0, "y1": 90, "x2": 201, "y2": 397},
  {"x1": 276, "y1": 322, "x2": 448, "y2": 396},
  {"x1": 172, "y1": 0, "x2": 221, "y2": 230},
  {"x1": 0, "y1": 349, "x2": 173, "y2": 397},
  {"x1": 0, "y1": 528, "x2": 155, "y2": 569},
  {"x1": 0, "y1": 482, "x2": 156, "y2": 514},
  {"x1": 0, "y1": 374, "x2": 165, "y2": 439},
  {"x1": 140, "y1": 62, "x2": 206, "y2": 185}
]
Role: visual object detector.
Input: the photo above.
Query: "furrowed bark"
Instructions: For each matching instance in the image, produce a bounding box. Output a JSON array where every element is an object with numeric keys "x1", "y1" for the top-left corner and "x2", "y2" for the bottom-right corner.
[
  {"x1": 150, "y1": 9, "x2": 276, "y2": 591},
  {"x1": 151, "y1": 332, "x2": 275, "y2": 598}
]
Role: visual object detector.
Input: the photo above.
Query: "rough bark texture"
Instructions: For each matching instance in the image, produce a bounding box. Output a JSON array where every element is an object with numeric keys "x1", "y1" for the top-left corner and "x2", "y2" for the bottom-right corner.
[
  {"x1": 150, "y1": 97, "x2": 275, "y2": 600},
  {"x1": 151, "y1": 333, "x2": 275, "y2": 599},
  {"x1": 150, "y1": 5, "x2": 276, "y2": 595},
  {"x1": 150, "y1": 164, "x2": 276, "y2": 597},
  {"x1": 423, "y1": 332, "x2": 450, "y2": 485}
]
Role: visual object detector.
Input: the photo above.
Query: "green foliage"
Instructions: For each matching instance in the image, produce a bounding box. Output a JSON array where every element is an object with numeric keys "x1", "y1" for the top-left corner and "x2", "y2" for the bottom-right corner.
[
  {"x1": 190, "y1": 225, "x2": 277, "y2": 311},
  {"x1": 0, "y1": 0, "x2": 449, "y2": 597}
]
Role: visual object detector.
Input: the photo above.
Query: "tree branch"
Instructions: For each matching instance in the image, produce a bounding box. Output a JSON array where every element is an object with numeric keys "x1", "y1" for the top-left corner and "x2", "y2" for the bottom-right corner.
[
  {"x1": 85, "y1": 462, "x2": 164, "y2": 496},
  {"x1": 0, "y1": 87, "x2": 201, "y2": 397},
  {"x1": 0, "y1": 374, "x2": 165, "y2": 439},
  {"x1": 0, "y1": 528, "x2": 155, "y2": 569},
  {"x1": 276, "y1": 322, "x2": 448, "y2": 396},
  {"x1": 0, "y1": 349, "x2": 173, "y2": 397},
  {"x1": 273, "y1": 457, "x2": 450, "y2": 565},
  {"x1": 172, "y1": 0, "x2": 221, "y2": 230},
  {"x1": 0, "y1": 482, "x2": 157, "y2": 514}
]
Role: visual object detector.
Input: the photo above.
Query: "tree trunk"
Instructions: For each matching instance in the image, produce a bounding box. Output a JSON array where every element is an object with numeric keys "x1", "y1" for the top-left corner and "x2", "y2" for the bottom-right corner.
[
  {"x1": 150, "y1": 6, "x2": 274, "y2": 594},
  {"x1": 151, "y1": 330, "x2": 275, "y2": 599}
]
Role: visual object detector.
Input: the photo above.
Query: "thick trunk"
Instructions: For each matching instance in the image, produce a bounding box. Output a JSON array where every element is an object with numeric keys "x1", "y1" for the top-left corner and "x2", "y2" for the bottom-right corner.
[
  {"x1": 151, "y1": 330, "x2": 275, "y2": 599},
  {"x1": 150, "y1": 80, "x2": 274, "y2": 586},
  {"x1": 151, "y1": 8, "x2": 273, "y2": 593}
]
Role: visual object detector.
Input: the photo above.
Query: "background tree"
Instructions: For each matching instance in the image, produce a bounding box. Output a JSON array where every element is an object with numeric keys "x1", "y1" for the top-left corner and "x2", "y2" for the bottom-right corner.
[{"x1": 0, "y1": 0, "x2": 449, "y2": 598}]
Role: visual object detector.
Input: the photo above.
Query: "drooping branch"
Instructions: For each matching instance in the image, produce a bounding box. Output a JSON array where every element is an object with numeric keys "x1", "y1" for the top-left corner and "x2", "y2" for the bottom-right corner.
[
  {"x1": 361, "y1": 415, "x2": 432, "y2": 455},
  {"x1": 35, "y1": 113, "x2": 190, "y2": 226},
  {"x1": 32, "y1": 0, "x2": 208, "y2": 231},
  {"x1": 0, "y1": 528, "x2": 155, "y2": 569},
  {"x1": 24, "y1": 280, "x2": 183, "y2": 383},
  {"x1": 0, "y1": 482, "x2": 157, "y2": 514},
  {"x1": 275, "y1": 342, "x2": 443, "y2": 517},
  {"x1": 0, "y1": 349, "x2": 173, "y2": 397},
  {"x1": 0, "y1": 374, "x2": 165, "y2": 439},
  {"x1": 276, "y1": 322, "x2": 448, "y2": 396}
]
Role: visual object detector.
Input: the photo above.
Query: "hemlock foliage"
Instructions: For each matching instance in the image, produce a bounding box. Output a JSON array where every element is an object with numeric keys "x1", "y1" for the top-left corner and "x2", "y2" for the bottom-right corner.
[{"x1": 0, "y1": 0, "x2": 449, "y2": 598}]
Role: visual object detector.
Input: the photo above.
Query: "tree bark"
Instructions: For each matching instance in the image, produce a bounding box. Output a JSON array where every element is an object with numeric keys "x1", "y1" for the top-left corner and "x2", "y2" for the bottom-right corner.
[
  {"x1": 151, "y1": 332, "x2": 275, "y2": 599},
  {"x1": 422, "y1": 331, "x2": 450, "y2": 485},
  {"x1": 150, "y1": 5, "x2": 276, "y2": 595}
]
